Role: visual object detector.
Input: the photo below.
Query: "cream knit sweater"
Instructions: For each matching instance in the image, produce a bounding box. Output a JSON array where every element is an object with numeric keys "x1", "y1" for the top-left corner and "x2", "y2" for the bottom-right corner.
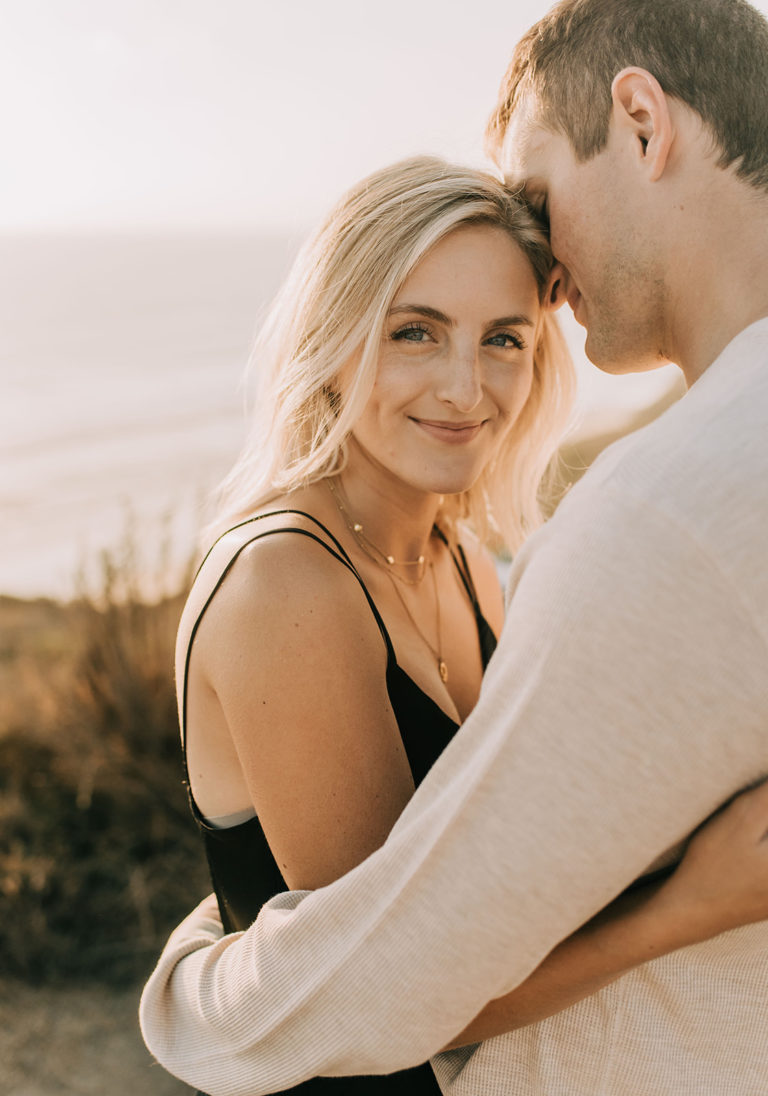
[{"x1": 141, "y1": 319, "x2": 768, "y2": 1095}]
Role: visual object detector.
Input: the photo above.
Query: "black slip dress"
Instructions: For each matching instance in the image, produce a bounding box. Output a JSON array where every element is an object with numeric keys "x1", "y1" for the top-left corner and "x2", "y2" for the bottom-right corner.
[{"x1": 180, "y1": 511, "x2": 498, "y2": 1096}]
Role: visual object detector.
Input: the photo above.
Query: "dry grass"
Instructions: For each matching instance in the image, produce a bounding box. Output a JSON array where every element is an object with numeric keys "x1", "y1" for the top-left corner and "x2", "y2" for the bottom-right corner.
[{"x1": 0, "y1": 540, "x2": 210, "y2": 987}]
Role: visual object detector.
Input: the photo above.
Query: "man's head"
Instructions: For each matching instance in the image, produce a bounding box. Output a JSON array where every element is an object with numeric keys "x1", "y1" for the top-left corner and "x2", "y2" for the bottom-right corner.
[
  {"x1": 489, "y1": 0, "x2": 768, "y2": 192},
  {"x1": 490, "y1": 0, "x2": 768, "y2": 379}
]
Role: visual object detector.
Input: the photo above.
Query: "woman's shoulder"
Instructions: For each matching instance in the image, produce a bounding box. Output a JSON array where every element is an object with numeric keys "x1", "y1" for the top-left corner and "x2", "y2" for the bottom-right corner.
[
  {"x1": 213, "y1": 507, "x2": 345, "y2": 572},
  {"x1": 210, "y1": 513, "x2": 356, "y2": 606},
  {"x1": 178, "y1": 497, "x2": 380, "y2": 676},
  {"x1": 191, "y1": 488, "x2": 349, "y2": 595}
]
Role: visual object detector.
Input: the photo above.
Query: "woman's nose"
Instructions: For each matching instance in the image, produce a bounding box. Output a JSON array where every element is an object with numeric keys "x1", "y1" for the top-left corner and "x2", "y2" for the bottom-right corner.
[{"x1": 436, "y1": 346, "x2": 483, "y2": 412}]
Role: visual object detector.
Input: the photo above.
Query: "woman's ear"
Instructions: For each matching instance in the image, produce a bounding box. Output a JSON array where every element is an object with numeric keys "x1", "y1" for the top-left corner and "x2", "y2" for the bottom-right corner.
[{"x1": 543, "y1": 262, "x2": 568, "y2": 312}]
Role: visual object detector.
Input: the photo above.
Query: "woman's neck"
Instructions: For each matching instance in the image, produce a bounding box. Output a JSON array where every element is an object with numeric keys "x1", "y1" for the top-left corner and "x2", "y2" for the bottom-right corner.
[{"x1": 329, "y1": 460, "x2": 442, "y2": 566}]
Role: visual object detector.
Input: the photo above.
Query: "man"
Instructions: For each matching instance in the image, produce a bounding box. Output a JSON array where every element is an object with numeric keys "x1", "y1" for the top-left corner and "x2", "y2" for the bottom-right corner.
[{"x1": 140, "y1": 1, "x2": 768, "y2": 1092}]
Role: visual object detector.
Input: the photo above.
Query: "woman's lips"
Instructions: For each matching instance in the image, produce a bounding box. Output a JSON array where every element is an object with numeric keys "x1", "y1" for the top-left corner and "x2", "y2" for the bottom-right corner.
[{"x1": 411, "y1": 418, "x2": 485, "y2": 444}]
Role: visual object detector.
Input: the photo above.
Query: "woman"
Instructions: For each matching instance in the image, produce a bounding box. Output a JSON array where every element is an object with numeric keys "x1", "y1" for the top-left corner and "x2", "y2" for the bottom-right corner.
[{"x1": 161, "y1": 157, "x2": 768, "y2": 1095}]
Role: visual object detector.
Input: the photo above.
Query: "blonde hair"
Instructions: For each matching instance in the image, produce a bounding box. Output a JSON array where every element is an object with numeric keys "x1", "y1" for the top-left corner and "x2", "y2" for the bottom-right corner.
[{"x1": 214, "y1": 156, "x2": 575, "y2": 552}]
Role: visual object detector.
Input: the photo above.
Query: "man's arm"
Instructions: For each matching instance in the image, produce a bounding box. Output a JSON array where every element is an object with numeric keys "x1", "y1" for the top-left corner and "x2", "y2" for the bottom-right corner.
[{"x1": 140, "y1": 486, "x2": 768, "y2": 1096}]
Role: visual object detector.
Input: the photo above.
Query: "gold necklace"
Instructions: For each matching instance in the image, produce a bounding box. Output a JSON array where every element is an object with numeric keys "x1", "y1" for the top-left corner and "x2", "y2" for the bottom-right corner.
[
  {"x1": 386, "y1": 559, "x2": 448, "y2": 683},
  {"x1": 326, "y1": 477, "x2": 448, "y2": 682},
  {"x1": 326, "y1": 477, "x2": 427, "y2": 586}
]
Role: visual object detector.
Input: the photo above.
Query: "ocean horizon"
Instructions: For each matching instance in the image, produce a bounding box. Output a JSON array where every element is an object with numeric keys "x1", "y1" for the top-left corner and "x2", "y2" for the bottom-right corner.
[{"x1": 3, "y1": 230, "x2": 301, "y2": 599}]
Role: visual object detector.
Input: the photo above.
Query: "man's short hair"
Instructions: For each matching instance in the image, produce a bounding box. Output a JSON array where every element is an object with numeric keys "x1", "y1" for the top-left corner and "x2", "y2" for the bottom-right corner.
[{"x1": 488, "y1": 0, "x2": 768, "y2": 191}]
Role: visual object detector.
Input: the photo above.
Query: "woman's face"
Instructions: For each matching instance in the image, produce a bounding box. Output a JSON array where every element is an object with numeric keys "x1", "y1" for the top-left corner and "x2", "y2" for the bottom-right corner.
[{"x1": 351, "y1": 223, "x2": 541, "y2": 498}]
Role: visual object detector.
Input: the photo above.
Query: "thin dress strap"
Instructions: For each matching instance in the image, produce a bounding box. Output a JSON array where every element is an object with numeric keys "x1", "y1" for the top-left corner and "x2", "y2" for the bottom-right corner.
[
  {"x1": 432, "y1": 525, "x2": 480, "y2": 608},
  {"x1": 433, "y1": 525, "x2": 497, "y2": 671}
]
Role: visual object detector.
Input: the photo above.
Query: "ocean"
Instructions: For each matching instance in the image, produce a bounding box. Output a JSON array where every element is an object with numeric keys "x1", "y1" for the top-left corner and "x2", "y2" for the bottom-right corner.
[{"x1": 2, "y1": 232, "x2": 298, "y2": 598}]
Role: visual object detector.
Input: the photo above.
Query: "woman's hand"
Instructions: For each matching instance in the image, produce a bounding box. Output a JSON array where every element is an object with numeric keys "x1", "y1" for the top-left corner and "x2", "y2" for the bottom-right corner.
[{"x1": 650, "y1": 779, "x2": 768, "y2": 945}]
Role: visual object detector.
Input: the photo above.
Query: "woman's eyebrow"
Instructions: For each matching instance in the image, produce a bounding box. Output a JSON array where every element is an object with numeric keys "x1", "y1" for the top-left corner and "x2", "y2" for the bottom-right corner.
[
  {"x1": 388, "y1": 304, "x2": 453, "y2": 324},
  {"x1": 490, "y1": 314, "x2": 535, "y2": 328},
  {"x1": 388, "y1": 305, "x2": 535, "y2": 328}
]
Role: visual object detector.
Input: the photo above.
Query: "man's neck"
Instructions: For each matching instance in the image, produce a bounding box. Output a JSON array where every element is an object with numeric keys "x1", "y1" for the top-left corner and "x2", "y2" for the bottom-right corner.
[{"x1": 664, "y1": 181, "x2": 768, "y2": 386}]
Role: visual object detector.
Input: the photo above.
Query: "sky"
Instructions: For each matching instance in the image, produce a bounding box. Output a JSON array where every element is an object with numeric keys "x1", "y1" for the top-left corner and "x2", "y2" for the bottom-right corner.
[
  {"x1": 4, "y1": 0, "x2": 768, "y2": 232},
  {"x1": 2, "y1": 0, "x2": 537, "y2": 231},
  {"x1": 0, "y1": 0, "x2": 645, "y2": 231}
]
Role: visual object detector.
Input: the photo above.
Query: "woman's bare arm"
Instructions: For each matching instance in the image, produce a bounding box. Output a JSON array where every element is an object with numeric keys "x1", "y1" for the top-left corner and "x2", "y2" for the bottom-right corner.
[
  {"x1": 445, "y1": 778, "x2": 768, "y2": 1047},
  {"x1": 192, "y1": 531, "x2": 416, "y2": 890}
]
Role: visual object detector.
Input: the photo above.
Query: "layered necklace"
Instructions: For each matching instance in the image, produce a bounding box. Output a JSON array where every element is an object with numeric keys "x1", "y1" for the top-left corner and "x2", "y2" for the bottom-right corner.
[
  {"x1": 326, "y1": 477, "x2": 426, "y2": 585},
  {"x1": 326, "y1": 478, "x2": 449, "y2": 683}
]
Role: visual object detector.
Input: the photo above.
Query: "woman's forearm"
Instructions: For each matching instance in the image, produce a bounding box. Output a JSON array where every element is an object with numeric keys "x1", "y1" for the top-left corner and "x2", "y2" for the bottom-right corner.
[
  {"x1": 446, "y1": 775, "x2": 768, "y2": 1048},
  {"x1": 443, "y1": 877, "x2": 689, "y2": 1048}
]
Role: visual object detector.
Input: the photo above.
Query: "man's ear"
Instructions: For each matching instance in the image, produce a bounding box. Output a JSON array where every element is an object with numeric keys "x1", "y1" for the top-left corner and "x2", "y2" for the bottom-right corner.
[
  {"x1": 610, "y1": 67, "x2": 673, "y2": 182},
  {"x1": 543, "y1": 262, "x2": 568, "y2": 312}
]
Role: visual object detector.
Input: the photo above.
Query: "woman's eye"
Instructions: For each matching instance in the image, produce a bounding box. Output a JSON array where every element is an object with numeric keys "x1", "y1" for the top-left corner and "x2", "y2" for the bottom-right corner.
[
  {"x1": 391, "y1": 323, "x2": 432, "y2": 343},
  {"x1": 486, "y1": 332, "x2": 526, "y2": 350}
]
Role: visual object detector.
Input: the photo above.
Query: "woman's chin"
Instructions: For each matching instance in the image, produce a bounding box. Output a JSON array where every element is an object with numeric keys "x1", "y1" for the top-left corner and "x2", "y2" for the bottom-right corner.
[{"x1": 413, "y1": 471, "x2": 483, "y2": 499}]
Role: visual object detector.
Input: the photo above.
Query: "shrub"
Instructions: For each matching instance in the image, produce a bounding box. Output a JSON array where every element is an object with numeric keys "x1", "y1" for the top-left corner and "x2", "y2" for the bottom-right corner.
[{"x1": 0, "y1": 545, "x2": 210, "y2": 986}]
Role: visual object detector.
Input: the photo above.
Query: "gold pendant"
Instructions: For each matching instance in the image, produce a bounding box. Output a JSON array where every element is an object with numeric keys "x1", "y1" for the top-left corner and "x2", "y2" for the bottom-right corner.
[{"x1": 438, "y1": 659, "x2": 448, "y2": 683}]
